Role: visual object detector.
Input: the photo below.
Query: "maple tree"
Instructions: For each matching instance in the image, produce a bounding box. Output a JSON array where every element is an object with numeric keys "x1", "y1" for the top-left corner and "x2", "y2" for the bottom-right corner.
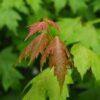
[{"x1": 0, "y1": 0, "x2": 100, "y2": 100}]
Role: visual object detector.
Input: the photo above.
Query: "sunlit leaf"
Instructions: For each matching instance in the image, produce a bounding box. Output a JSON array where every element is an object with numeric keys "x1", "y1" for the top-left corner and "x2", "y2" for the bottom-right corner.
[
  {"x1": 58, "y1": 18, "x2": 100, "y2": 54},
  {"x1": 71, "y1": 44, "x2": 100, "y2": 80},
  {"x1": 23, "y1": 68, "x2": 73, "y2": 100}
]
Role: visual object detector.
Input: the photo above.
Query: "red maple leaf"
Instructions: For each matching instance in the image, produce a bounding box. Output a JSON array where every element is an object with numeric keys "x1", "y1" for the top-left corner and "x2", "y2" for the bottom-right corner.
[
  {"x1": 41, "y1": 36, "x2": 71, "y2": 89},
  {"x1": 19, "y1": 33, "x2": 49, "y2": 64},
  {"x1": 25, "y1": 18, "x2": 60, "y2": 40}
]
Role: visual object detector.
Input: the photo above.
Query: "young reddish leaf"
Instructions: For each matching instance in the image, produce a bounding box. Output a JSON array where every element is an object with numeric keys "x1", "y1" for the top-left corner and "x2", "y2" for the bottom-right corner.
[
  {"x1": 19, "y1": 34, "x2": 49, "y2": 64},
  {"x1": 25, "y1": 22, "x2": 48, "y2": 40},
  {"x1": 25, "y1": 18, "x2": 60, "y2": 40},
  {"x1": 41, "y1": 36, "x2": 70, "y2": 89}
]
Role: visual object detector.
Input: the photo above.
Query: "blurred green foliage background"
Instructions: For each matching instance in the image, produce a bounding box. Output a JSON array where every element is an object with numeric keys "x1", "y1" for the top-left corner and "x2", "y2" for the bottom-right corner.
[{"x1": 0, "y1": 0, "x2": 100, "y2": 100}]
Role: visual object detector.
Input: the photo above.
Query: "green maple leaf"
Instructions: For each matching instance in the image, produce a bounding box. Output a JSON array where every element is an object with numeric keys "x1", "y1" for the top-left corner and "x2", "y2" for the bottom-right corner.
[
  {"x1": 71, "y1": 44, "x2": 100, "y2": 80},
  {"x1": 26, "y1": 0, "x2": 42, "y2": 13},
  {"x1": 58, "y1": 18, "x2": 100, "y2": 54},
  {"x1": 53, "y1": 0, "x2": 67, "y2": 13},
  {"x1": 0, "y1": 47, "x2": 23, "y2": 91},
  {"x1": 58, "y1": 18, "x2": 81, "y2": 45},
  {"x1": 68, "y1": 0, "x2": 87, "y2": 13},
  {"x1": 77, "y1": 24, "x2": 100, "y2": 54},
  {"x1": 1, "y1": 0, "x2": 28, "y2": 14},
  {"x1": 0, "y1": 8, "x2": 21, "y2": 33},
  {"x1": 23, "y1": 68, "x2": 73, "y2": 100},
  {"x1": 0, "y1": 0, "x2": 28, "y2": 33}
]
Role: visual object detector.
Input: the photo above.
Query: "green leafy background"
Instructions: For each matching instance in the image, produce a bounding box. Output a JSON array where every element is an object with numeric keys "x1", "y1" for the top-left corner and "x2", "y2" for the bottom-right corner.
[{"x1": 0, "y1": 0, "x2": 100, "y2": 100}]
